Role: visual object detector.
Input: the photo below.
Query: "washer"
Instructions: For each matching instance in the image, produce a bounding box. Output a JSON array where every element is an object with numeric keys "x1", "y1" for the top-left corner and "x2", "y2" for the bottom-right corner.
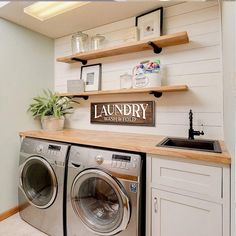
[
  {"x1": 18, "y1": 137, "x2": 70, "y2": 236},
  {"x1": 66, "y1": 145, "x2": 145, "y2": 236}
]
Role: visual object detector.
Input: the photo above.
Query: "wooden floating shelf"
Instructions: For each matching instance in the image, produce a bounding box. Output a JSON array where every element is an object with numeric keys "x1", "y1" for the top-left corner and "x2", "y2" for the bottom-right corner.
[
  {"x1": 57, "y1": 31, "x2": 189, "y2": 64},
  {"x1": 59, "y1": 85, "x2": 188, "y2": 99}
]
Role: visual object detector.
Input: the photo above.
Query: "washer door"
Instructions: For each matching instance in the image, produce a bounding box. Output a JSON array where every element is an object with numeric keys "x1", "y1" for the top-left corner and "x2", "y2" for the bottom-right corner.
[
  {"x1": 71, "y1": 169, "x2": 131, "y2": 236},
  {"x1": 19, "y1": 156, "x2": 57, "y2": 209}
]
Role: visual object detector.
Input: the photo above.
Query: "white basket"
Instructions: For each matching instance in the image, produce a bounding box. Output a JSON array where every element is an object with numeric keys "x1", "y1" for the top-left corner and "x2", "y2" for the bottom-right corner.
[
  {"x1": 133, "y1": 72, "x2": 162, "y2": 88},
  {"x1": 145, "y1": 72, "x2": 162, "y2": 87}
]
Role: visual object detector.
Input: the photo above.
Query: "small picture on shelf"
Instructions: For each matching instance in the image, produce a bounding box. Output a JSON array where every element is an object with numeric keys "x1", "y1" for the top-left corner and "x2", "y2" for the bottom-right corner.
[
  {"x1": 135, "y1": 7, "x2": 163, "y2": 40},
  {"x1": 80, "y1": 63, "x2": 102, "y2": 91}
]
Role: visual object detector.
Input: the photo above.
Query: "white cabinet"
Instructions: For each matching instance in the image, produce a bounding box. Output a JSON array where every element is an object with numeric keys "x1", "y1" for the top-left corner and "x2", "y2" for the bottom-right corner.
[
  {"x1": 152, "y1": 188, "x2": 222, "y2": 236},
  {"x1": 151, "y1": 157, "x2": 222, "y2": 200},
  {"x1": 147, "y1": 155, "x2": 230, "y2": 236}
]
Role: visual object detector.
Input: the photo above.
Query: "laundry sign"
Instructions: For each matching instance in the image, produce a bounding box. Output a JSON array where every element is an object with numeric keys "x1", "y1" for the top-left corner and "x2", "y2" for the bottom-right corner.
[{"x1": 91, "y1": 101, "x2": 155, "y2": 126}]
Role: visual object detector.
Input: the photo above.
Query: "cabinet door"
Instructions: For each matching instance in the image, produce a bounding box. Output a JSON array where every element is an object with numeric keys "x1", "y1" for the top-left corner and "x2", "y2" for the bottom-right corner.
[{"x1": 152, "y1": 189, "x2": 222, "y2": 236}]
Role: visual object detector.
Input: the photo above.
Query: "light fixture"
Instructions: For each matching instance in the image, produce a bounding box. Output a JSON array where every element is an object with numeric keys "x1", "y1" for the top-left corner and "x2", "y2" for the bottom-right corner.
[
  {"x1": 24, "y1": 1, "x2": 90, "y2": 21},
  {"x1": 0, "y1": 1, "x2": 10, "y2": 8}
]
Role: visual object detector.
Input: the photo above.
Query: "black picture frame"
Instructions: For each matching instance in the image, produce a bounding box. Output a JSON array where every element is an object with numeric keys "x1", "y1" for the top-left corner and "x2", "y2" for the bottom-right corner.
[
  {"x1": 80, "y1": 63, "x2": 102, "y2": 91},
  {"x1": 135, "y1": 7, "x2": 163, "y2": 38}
]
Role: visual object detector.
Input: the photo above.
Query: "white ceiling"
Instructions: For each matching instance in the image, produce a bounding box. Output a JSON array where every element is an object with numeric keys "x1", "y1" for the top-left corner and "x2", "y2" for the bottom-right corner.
[{"x1": 0, "y1": 1, "x2": 178, "y2": 39}]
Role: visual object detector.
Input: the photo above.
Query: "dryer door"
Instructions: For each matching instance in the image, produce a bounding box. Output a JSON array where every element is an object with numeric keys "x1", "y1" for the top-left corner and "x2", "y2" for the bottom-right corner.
[
  {"x1": 19, "y1": 156, "x2": 57, "y2": 209},
  {"x1": 71, "y1": 169, "x2": 131, "y2": 236}
]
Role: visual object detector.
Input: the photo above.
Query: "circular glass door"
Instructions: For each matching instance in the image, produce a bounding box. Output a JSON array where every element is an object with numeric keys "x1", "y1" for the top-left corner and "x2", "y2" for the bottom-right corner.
[
  {"x1": 71, "y1": 169, "x2": 130, "y2": 236},
  {"x1": 20, "y1": 156, "x2": 57, "y2": 209}
]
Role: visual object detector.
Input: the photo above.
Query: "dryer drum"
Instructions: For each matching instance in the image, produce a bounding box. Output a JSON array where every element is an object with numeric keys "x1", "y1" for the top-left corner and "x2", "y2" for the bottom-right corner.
[{"x1": 71, "y1": 169, "x2": 131, "y2": 236}]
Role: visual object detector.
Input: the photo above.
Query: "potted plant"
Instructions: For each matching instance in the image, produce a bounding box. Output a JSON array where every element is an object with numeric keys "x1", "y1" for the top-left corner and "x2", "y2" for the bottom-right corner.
[{"x1": 28, "y1": 90, "x2": 76, "y2": 131}]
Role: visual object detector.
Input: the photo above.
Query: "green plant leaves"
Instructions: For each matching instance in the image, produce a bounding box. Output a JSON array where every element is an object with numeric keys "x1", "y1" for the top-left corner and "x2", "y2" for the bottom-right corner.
[{"x1": 28, "y1": 89, "x2": 76, "y2": 119}]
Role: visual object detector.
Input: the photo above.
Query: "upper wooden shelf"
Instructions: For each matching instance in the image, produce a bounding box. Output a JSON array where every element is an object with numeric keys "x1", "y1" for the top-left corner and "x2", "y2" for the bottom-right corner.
[
  {"x1": 59, "y1": 85, "x2": 188, "y2": 99},
  {"x1": 57, "y1": 31, "x2": 189, "y2": 64}
]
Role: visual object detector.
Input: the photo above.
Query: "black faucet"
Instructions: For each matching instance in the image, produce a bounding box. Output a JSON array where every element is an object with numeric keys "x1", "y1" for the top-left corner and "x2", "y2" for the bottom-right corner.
[{"x1": 188, "y1": 109, "x2": 204, "y2": 140}]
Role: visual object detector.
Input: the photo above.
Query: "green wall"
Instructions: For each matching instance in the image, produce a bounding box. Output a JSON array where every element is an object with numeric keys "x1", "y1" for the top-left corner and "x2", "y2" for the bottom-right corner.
[{"x1": 0, "y1": 19, "x2": 54, "y2": 213}]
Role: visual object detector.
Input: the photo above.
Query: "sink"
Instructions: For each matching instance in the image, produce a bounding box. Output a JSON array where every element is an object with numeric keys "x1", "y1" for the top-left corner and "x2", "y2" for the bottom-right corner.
[{"x1": 157, "y1": 137, "x2": 222, "y2": 153}]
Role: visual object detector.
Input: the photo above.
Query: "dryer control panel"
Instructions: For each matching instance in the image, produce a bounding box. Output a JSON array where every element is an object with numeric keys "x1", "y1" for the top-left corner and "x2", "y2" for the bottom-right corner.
[
  {"x1": 68, "y1": 146, "x2": 142, "y2": 178},
  {"x1": 112, "y1": 154, "x2": 137, "y2": 170}
]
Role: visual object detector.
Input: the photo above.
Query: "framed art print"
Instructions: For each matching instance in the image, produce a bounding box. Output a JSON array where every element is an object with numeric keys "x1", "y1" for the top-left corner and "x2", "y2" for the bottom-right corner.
[
  {"x1": 80, "y1": 63, "x2": 102, "y2": 92},
  {"x1": 135, "y1": 7, "x2": 163, "y2": 40}
]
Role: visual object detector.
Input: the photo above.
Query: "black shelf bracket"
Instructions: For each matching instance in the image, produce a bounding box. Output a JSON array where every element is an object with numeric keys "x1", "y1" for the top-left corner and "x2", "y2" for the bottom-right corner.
[
  {"x1": 71, "y1": 57, "x2": 88, "y2": 65},
  {"x1": 69, "y1": 95, "x2": 89, "y2": 100},
  {"x1": 81, "y1": 96, "x2": 89, "y2": 100},
  {"x1": 74, "y1": 95, "x2": 89, "y2": 100},
  {"x1": 150, "y1": 91, "x2": 163, "y2": 98},
  {"x1": 148, "y1": 41, "x2": 162, "y2": 54}
]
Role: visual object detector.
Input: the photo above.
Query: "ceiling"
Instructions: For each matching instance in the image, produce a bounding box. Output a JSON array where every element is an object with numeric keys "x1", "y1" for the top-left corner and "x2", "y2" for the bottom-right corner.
[{"x1": 0, "y1": 1, "x2": 178, "y2": 39}]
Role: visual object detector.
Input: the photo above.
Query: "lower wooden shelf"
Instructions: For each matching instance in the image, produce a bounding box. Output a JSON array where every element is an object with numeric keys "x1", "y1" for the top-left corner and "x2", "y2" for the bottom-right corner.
[{"x1": 59, "y1": 85, "x2": 188, "y2": 99}]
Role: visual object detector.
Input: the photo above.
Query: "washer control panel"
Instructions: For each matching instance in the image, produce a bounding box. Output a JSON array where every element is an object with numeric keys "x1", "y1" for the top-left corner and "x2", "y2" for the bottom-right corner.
[{"x1": 111, "y1": 154, "x2": 138, "y2": 170}]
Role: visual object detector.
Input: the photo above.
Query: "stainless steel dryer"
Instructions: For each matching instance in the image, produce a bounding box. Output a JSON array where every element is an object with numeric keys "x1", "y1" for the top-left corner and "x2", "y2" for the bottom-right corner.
[
  {"x1": 66, "y1": 145, "x2": 145, "y2": 236},
  {"x1": 18, "y1": 137, "x2": 70, "y2": 236}
]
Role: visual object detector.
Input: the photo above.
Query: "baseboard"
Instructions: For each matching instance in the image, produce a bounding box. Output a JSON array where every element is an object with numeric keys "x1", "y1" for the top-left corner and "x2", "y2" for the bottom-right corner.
[{"x1": 0, "y1": 206, "x2": 19, "y2": 221}]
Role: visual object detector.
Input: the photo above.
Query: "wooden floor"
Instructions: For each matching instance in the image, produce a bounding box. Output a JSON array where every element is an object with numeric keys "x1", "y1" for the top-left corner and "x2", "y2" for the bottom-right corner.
[{"x1": 0, "y1": 213, "x2": 47, "y2": 236}]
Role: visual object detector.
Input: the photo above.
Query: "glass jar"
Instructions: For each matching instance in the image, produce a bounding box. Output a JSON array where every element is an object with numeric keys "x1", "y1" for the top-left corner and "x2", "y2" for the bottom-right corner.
[
  {"x1": 91, "y1": 34, "x2": 105, "y2": 50},
  {"x1": 120, "y1": 73, "x2": 133, "y2": 89},
  {"x1": 71, "y1": 32, "x2": 88, "y2": 54}
]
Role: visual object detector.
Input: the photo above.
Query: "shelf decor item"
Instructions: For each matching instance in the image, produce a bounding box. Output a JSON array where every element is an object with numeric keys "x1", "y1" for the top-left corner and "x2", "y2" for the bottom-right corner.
[
  {"x1": 67, "y1": 79, "x2": 85, "y2": 93},
  {"x1": 91, "y1": 101, "x2": 155, "y2": 126},
  {"x1": 135, "y1": 7, "x2": 163, "y2": 40},
  {"x1": 71, "y1": 31, "x2": 89, "y2": 54},
  {"x1": 81, "y1": 63, "x2": 102, "y2": 91},
  {"x1": 28, "y1": 90, "x2": 77, "y2": 131},
  {"x1": 91, "y1": 34, "x2": 105, "y2": 50},
  {"x1": 120, "y1": 73, "x2": 133, "y2": 89},
  {"x1": 133, "y1": 59, "x2": 162, "y2": 88}
]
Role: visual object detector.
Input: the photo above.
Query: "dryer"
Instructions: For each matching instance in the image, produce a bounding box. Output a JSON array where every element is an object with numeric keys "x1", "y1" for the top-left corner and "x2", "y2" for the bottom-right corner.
[
  {"x1": 66, "y1": 145, "x2": 145, "y2": 236},
  {"x1": 18, "y1": 137, "x2": 70, "y2": 236}
]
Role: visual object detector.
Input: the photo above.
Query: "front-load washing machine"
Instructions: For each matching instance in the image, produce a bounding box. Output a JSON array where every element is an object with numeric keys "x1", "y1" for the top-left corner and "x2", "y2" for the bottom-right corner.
[
  {"x1": 66, "y1": 145, "x2": 145, "y2": 236},
  {"x1": 18, "y1": 137, "x2": 70, "y2": 236}
]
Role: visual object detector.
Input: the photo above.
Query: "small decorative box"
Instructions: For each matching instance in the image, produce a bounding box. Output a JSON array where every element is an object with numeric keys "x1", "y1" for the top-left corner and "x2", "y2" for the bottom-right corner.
[{"x1": 67, "y1": 80, "x2": 85, "y2": 93}]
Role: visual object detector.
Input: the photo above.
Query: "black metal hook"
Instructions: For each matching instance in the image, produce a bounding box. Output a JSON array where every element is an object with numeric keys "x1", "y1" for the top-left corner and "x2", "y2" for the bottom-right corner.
[{"x1": 148, "y1": 41, "x2": 162, "y2": 54}]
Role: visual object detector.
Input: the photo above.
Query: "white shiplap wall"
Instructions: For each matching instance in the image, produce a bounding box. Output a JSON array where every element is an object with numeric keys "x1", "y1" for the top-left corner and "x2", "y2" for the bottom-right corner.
[{"x1": 54, "y1": 1, "x2": 223, "y2": 139}]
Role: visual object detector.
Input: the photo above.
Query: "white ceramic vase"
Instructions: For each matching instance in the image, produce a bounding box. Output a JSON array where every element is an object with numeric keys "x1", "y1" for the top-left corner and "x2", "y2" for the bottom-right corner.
[{"x1": 41, "y1": 116, "x2": 65, "y2": 131}]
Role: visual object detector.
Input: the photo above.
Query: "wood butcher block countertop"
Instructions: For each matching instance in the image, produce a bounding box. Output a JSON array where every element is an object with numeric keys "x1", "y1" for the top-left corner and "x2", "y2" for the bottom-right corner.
[{"x1": 19, "y1": 129, "x2": 231, "y2": 165}]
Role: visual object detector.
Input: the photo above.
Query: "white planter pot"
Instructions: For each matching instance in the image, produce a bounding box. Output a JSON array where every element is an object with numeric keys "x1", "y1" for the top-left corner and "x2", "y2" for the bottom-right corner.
[{"x1": 41, "y1": 116, "x2": 65, "y2": 131}]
